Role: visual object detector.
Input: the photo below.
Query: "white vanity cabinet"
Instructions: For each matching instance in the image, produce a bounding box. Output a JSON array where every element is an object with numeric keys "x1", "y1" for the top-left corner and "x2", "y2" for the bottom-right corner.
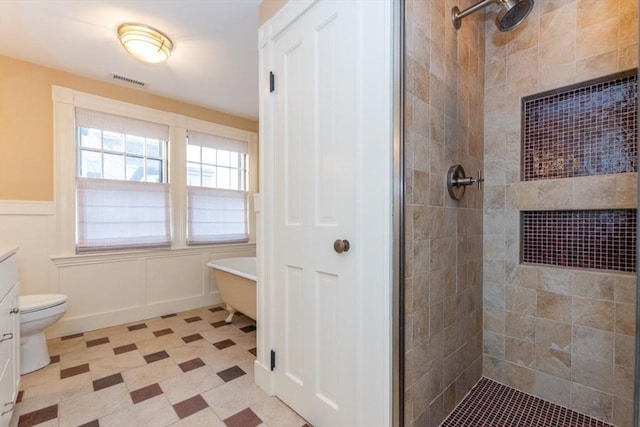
[{"x1": 0, "y1": 247, "x2": 19, "y2": 427}]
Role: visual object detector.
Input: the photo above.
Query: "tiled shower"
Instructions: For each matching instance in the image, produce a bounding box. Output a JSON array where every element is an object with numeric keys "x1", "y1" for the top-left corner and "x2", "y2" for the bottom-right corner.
[{"x1": 403, "y1": 0, "x2": 638, "y2": 426}]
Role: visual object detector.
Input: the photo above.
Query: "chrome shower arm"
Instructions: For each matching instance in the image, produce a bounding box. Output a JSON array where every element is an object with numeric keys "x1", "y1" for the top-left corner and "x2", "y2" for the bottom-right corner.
[{"x1": 452, "y1": 0, "x2": 496, "y2": 29}]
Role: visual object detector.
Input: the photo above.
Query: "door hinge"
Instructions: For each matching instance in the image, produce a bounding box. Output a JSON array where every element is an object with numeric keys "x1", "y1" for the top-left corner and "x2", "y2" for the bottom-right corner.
[
  {"x1": 269, "y1": 71, "x2": 275, "y2": 93},
  {"x1": 270, "y1": 349, "x2": 276, "y2": 371}
]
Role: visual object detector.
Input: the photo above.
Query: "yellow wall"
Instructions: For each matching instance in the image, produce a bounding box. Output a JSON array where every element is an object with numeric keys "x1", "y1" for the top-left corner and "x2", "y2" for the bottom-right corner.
[
  {"x1": 0, "y1": 55, "x2": 258, "y2": 201},
  {"x1": 258, "y1": 0, "x2": 288, "y2": 26}
]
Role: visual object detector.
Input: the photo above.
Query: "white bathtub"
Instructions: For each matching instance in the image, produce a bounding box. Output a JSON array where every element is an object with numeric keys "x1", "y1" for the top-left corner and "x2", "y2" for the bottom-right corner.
[{"x1": 207, "y1": 257, "x2": 256, "y2": 323}]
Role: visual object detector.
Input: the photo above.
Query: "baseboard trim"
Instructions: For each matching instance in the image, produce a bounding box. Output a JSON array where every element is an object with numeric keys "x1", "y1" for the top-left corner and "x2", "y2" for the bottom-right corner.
[{"x1": 46, "y1": 293, "x2": 222, "y2": 338}]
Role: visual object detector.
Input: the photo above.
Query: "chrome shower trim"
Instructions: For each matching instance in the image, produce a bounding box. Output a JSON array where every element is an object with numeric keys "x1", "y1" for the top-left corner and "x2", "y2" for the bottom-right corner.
[{"x1": 452, "y1": 0, "x2": 534, "y2": 32}]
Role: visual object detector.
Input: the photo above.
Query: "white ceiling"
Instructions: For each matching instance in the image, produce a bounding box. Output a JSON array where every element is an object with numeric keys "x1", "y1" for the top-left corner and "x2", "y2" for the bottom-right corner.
[{"x1": 0, "y1": 0, "x2": 261, "y2": 120}]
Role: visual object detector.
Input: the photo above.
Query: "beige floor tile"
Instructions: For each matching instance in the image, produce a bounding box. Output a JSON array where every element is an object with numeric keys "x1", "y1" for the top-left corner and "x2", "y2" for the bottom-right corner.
[
  {"x1": 20, "y1": 372, "x2": 92, "y2": 414},
  {"x1": 109, "y1": 329, "x2": 156, "y2": 347},
  {"x1": 165, "y1": 343, "x2": 217, "y2": 365},
  {"x1": 160, "y1": 366, "x2": 225, "y2": 405},
  {"x1": 99, "y1": 394, "x2": 179, "y2": 427},
  {"x1": 58, "y1": 383, "x2": 131, "y2": 427},
  {"x1": 202, "y1": 375, "x2": 269, "y2": 420},
  {"x1": 251, "y1": 396, "x2": 307, "y2": 427},
  {"x1": 59, "y1": 344, "x2": 114, "y2": 369},
  {"x1": 47, "y1": 337, "x2": 86, "y2": 357},
  {"x1": 122, "y1": 358, "x2": 182, "y2": 391},
  {"x1": 232, "y1": 333, "x2": 257, "y2": 349},
  {"x1": 83, "y1": 324, "x2": 129, "y2": 340},
  {"x1": 20, "y1": 363, "x2": 61, "y2": 390},
  {"x1": 199, "y1": 328, "x2": 245, "y2": 345},
  {"x1": 89, "y1": 350, "x2": 147, "y2": 380},
  {"x1": 136, "y1": 334, "x2": 185, "y2": 356},
  {"x1": 168, "y1": 407, "x2": 225, "y2": 426},
  {"x1": 200, "y1": 346, "x2": 255, "y2": 373}
]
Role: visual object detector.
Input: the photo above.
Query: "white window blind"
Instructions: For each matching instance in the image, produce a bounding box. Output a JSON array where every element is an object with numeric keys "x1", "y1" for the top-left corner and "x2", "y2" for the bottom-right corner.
[
  {"x1": 76, "y1": 108, "x2": 170, "y2": 141},
  {"x1": 75, "y1": 108, "x2": 171, "y2": 252},
  {"x1": 186, "y1": 130, "x2": 249, "y2": 245},
  {"x1": 76, "y1": 178, "x2": 171, "y2": 251},
  {"x1": 187, "y1": 187, "x2": 249, "y2": 244},
  {"x1": 187, "y1": 130, "x2": 248, "y2": 154}
]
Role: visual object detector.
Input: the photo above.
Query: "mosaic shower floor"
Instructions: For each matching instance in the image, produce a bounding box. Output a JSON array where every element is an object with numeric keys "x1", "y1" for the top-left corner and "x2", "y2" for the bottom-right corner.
[
  {"x1": 10, "y1": 305, "x2": 309, "y2": 427},
  {"x1": 441, "y1": 377, "x2": 612, "y2": 427}
]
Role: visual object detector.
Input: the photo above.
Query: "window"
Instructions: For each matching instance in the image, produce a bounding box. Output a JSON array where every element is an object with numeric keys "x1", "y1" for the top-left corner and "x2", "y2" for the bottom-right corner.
[
  {"x1": 75, "y1": 108, "x2": 170, "y2": 252},
  {"x1": 186, "y1": 130, "x2": 249, "y2": 244},
  {"x1": 53, "y1": 86, "x2": 257, "y2": 256}
]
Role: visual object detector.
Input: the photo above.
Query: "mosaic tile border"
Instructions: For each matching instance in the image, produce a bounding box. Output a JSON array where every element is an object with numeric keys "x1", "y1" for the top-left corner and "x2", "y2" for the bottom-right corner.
[
  {"x1": 522, "y1": 69, "x2": 637, "y2": 181},
  {"x1": 521, "y1": 209, "x2": 636, "y2": 272}
]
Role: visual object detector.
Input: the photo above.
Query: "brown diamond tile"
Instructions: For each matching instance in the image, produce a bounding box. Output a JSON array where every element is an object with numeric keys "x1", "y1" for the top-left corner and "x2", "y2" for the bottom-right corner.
[
  {"x1": 131, "y1": 383, "x2": 164, "y2": 404},
  {"x1": 61, "y1": 332, "x2": 84, "y2": 340},
  {"x1": 113, "y1": 343, "x2": 138, "y2": 355},
  {"x1": 78, "y1": 421, "x2": 100, "y2": 427},
  {"x1": 209, "y1": 307, "x2": 224, "y2": 313},
  {"x1": 224, "y1": 408, "x2": 262, "y2": 427},
  {"x1": 248, "y1": 348, "x2": 257, "y2": 357},
  {"x1": 213, "y1": 339, "x2": 235, "y2": 350},
  {"x1": 182, "y1": 333, "x2": 204, "y2": 343},
  {"x1": 93, "y1": 372, "x2": 124, "y2": 391},
  {"x1": 128, "y1": 323, "x2": 148, "y2": 331},
  {"x1": 211, "y1": 321, "x2": 227, "y2": 328},
  {"x1": 217, "y1": 365, "x2": 246, "y2": 383},
  {"x1": 60, "y1": 363, "x2": 90, "y2": 379},
  {"x1": 144, "y1": 350, "x2": 170, "y2": 364},
  {"x1": 18, "y1": 404, "x2": 58, "y2": 427},
  {"x1": 154, "y1": 328, "x2": 174, "y2": 337},
  {"x1": 184, "y1": 316, "x2": 202, "y2": 323},
  {"x1": 161, "y1": 313, "x2": 177, "y2": 319},
  {"x1": 179, "y1": 358, "x2": 205, "y2": 373},
  {"x1": 173, "y1": 394, "x2": 208, "y2": 419},
  {"x1": 16, "y1": 390, "x2": 23, "y2": 403},
  {"x1": 86, "y1": 337, "x2": 109, "y2": 348},
  {"x1": 49, "y1": 354, "x2": 60, "y2": 363},
  {"x1": 240, "y1": 325, "x2": 256, "y2": 333}
]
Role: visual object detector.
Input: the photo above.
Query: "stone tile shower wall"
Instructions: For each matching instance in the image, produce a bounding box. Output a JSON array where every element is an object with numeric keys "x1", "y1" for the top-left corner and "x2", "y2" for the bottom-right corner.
[
  {"x1": 404, "y1": 0, "x2": 485, "y2": 425},
  {"x1": 482, "y1": 0, "x2": 638, "y2": 425}
]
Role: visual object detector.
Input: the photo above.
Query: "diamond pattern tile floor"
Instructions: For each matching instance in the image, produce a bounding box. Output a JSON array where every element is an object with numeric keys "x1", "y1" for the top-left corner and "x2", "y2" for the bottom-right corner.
[{"x1": 10, "y1": 305, "x2": 309, "y2": 427}]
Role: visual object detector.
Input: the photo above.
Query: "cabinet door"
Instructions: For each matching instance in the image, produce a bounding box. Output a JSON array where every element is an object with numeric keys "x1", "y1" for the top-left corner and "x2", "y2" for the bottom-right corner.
[
  {"x1": 9, "y1": 283, "x2": 19, "y2": 401},
  {"x1": 0, "y1": 288, "x2": 13, "y2": 427}
]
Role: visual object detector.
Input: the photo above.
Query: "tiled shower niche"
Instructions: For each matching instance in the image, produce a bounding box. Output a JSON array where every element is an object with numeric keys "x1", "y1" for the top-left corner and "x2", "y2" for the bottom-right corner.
[
  {"x1": 521, "y1": 210, "x2": 636, "y2": 273},
  {"x1": 522, "y1": 69, "x2": 637, "y2": 181}
]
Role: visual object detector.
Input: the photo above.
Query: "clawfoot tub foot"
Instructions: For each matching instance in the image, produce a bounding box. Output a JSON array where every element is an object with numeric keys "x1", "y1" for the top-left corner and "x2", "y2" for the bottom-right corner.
[{"x1": 225, "y1": 304, "x2": 236, "y2": 324}]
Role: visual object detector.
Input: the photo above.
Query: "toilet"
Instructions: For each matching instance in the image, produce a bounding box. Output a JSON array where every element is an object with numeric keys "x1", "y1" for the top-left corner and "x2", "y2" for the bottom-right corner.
[{"x1": 19, "y1": 294, "x2": 68, "y2": 374}]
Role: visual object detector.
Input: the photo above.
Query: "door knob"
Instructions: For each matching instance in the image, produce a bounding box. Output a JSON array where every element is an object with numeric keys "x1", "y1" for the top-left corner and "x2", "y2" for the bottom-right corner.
[{"x1": 334, "y1": 239, "x2": 350, "y2": 253}]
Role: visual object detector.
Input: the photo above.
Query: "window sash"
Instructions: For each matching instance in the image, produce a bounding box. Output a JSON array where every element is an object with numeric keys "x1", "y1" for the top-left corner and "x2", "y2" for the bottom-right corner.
[
  {"x1": 76, "y1": 177, "x2": 171, "y2": 252},
  {"x1": 187, "y1": 186, "x2": 249, "y2": 244}
]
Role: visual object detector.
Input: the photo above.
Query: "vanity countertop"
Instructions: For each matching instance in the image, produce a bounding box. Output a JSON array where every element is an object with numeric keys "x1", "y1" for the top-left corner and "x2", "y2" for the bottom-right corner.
[{"x1": 0, "y1": 246, "x2": 18, "y2": 263}]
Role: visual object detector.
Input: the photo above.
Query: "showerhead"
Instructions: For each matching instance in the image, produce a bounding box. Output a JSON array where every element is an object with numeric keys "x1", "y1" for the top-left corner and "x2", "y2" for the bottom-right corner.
[
  {"x1": 496, "y1": 0, "x2": 535, "y2": 31},
  {"x1": 451, "y1": 0, "x2": 534, "y2": 32}
]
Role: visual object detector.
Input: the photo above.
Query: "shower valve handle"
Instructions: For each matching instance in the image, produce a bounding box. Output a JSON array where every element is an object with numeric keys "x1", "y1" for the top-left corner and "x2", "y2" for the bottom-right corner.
[{"x1": 446, "y1": 165, "x2": 484, "y2": 201}]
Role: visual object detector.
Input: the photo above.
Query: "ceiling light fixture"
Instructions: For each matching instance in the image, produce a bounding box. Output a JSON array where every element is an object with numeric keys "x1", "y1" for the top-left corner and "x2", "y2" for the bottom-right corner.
[{"x1": 117, "y1": 23, "x2": 173, "y2": 64}]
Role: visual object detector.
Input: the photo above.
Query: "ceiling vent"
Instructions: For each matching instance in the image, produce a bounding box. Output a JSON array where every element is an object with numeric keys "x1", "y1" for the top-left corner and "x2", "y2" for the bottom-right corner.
[{"x1": 111, "y1": 73, "x2": 147, "y2": 88}]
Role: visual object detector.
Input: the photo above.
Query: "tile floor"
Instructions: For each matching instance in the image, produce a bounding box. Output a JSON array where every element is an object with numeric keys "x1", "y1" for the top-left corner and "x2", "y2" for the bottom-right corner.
[
  {"x1": 441, "y1": 377, "x2": 613, "y2": 427},
  {"x1": 10, "y1": 306, "x2": 309, "y2": 427}
]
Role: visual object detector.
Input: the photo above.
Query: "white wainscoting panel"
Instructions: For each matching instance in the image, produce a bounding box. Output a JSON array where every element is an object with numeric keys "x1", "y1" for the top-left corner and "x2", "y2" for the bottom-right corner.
[
  {"x1": 1, "y1": 202, "x2": 256, "y2": 338},
  {"x1": 58, "y1": 259, "x2": 145, "y2": 318},
  {"x1": 146, "y1": 254, "x2": 205, "y2": 303}
]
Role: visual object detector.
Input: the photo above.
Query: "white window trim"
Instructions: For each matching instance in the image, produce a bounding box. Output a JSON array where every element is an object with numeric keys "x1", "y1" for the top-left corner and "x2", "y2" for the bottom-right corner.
[{"x1": 52, "y1": 85, "x2": 258, "y2": 257}]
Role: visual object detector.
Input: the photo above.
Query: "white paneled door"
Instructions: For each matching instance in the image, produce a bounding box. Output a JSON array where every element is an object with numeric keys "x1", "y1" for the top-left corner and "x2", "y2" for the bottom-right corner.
[{"x1": 271, "y1": 1, "x2": 357, "y2": 426}]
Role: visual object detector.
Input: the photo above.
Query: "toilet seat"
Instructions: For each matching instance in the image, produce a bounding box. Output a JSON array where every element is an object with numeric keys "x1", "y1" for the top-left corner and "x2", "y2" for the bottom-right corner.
[{"x1": 20, "y1": 294, "x2": 67, "y2": 314}]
